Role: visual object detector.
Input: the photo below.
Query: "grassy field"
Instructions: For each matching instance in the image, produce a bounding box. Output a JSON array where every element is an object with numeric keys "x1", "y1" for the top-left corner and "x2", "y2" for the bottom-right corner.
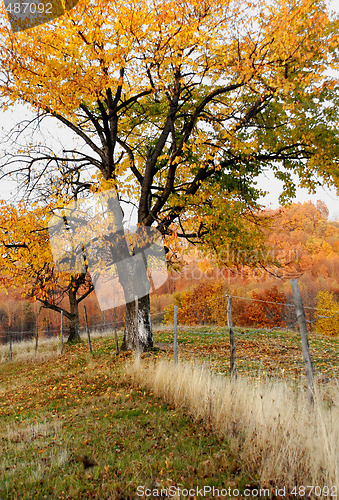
[
  {"x1": 153, "y1": 326, "x2": 338, "y2": 385},
  {"x1": 0, "y1": 327, "x2": 338, "y2": 499}
]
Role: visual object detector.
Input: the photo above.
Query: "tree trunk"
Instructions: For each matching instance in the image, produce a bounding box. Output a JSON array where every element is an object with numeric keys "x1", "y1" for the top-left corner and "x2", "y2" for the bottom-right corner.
[
  {"x1": 227, "y1": 294, "x2": 237, "y2": 380},
  {"x1": 104, "y1": 194, "x2": 153, "y2": 351},
  {"x1": 94, "y1": 191, "x2": 154, "y2": 351},
  {"x1": 67, "y1": 289, "x2": 81, "y2": 343},
  {"x1": 121, "y1": 294, "x2": 153, "y2": 351}
]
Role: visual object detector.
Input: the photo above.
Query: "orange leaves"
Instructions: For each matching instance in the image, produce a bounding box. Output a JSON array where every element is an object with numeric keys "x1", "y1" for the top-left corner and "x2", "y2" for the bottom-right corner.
[
  {"x1": 263, "y1": 201, "x2": 338, "y2": 283},
  {"x1": 0, "y1": 200, "x2": 75, "y2": 304},
  {"x1": 238, "y1": 286, "x2": 287, "y2": 329},
  {"x1": 165, "y1": 280, "x2": 227, "y2": 326}
]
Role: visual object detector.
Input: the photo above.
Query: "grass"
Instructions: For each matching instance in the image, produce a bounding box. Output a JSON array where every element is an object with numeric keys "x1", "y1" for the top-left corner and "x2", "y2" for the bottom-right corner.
[
  {"x1": 0, "y1": 340, "x2": 250, "y2": 499},
  {"x1": 125, "y1": 360, "x2": 338, "y2": 492},
  {"x1": 0, "y1": 327, "x2": 338, "y2": 498},
  {"x1": 153, "y1": 326, "x2": 339, "y2": 385}
]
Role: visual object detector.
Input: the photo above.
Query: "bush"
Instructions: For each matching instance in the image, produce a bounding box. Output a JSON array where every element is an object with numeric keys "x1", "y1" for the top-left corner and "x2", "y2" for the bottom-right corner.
[
  {"x1": 235, "y1": 286, "x2": 287, "y2": 328},
  {"x1": 315, "y1": 291, "x2": 339, "y2": 337},
  {"x1": 164, "y1": 280, "x2": 227, "y2": 325}
]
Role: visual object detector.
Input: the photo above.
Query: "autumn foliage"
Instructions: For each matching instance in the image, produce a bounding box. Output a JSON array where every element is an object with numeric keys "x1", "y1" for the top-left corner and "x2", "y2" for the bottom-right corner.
[
  {"x1": 315, "y1": 291, "x2": 339, "y2": 337},
  {"x1": 0, "y1": 0, "x2": 339, "y2": 349},
  {"x1": 164, "y1": 280, "x2": 227, "y2": 326},
  {"x1": 164, "y1": 201, "x2": 338, "y2": 333},
  {"x1": 236, "y1": 287, "x2": 287, "y2": 329}
]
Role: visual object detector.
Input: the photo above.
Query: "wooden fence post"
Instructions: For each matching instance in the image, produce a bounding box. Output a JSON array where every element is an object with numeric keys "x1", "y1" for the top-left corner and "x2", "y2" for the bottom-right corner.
[
  {"x1": 35, "y1": 321, "x2": 39, "y2": 354},
  {"x1": 9, "y1": 331, "x2": 12, "y2": 361},
  {"x1": 114, "y1": 304, "x2": 119, "y2": 353},
  {"x1": 290, "y1": 279, "x2": 314, "y2": 405},
  {"x1": 174, "y1": 305, "x2": 178, "y2": 364},
  {"x1": 83, "y1": 305, "x2": 93, "y2": 354},
  {"x1": 227, "y1": 294, "x2": 237, "y2": 380},
  {"x1": 60, "y1": 310, "x2": 64, "y2": 355}
]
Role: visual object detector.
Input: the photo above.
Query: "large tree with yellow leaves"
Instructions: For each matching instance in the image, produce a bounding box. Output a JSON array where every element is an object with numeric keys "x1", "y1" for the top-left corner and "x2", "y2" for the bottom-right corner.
[{"x1": 0, "y1": 0, "x2": 338, "y2": 349}]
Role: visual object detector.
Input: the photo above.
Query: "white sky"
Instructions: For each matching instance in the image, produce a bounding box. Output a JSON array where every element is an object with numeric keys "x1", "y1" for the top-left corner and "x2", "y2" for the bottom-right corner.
[{"x1": 0, "y1": 0, "x2": 338, "y2": 220}]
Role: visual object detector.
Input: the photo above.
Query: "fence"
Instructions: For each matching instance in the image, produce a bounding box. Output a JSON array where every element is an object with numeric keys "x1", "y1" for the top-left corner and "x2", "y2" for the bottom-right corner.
[{"x1": 1, "y1": 280, "x2": 338, "y2": 403}]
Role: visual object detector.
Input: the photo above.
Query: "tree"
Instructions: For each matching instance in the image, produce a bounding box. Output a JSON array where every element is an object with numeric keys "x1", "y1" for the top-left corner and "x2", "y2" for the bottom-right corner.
[
  {"x1": 0, "y1": 0, "x2": 338, "y2": 350},
  {"x1": 242, "y1": 286, "x2": 288, "y2": 328},
  {"x1": 0, "y1": 201, "x2": 94, "y2": 342},
  {"x1": 262, "y1": 201, "x2": 339, "y2": 285},
  {"x1": 315, "y1": 290, "x2": 339, "y2": 336}
]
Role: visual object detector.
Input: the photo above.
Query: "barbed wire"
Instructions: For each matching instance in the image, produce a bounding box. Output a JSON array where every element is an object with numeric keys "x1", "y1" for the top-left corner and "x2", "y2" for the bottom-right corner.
[
  {"x1": 306, "y1": 310, "x2": 339, "y2": 324},
  {"x1": 232, "y1": 295, "x2": 339, "y2": 315},
  {"x1": 155, "y1": 291, "x2": 338, "y2": 315},
  {"x1": 1, "y1": 289, "x2": 338, "y2": 345}
]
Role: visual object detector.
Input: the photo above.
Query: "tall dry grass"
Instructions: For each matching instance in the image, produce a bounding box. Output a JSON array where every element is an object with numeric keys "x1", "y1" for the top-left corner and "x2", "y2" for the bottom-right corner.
[
  {"x1": 0, "y1": 328, "x2": 123, "y2": 364},
  {"x1": 0, "y1": 336, "x2": 59, "y2": 364},
  {"x1": 124, "y1": 360, "x2": 338, "y2": 490}
]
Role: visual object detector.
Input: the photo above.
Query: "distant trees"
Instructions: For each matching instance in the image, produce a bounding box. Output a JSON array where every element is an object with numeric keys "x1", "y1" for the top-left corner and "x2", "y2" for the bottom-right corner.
[
  {"x1": 0, "y1": 291, "x2": 36, "y2": 344},
  {"x1": 264, "y1": 201, "x2": 338, "y2": 283},
  {"x1": 164, "y1": 201, "x2": 338, "y2": 332}
]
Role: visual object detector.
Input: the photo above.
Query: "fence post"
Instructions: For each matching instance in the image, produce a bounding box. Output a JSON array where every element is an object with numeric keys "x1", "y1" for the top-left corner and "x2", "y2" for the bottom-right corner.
[
  {"x1": 290, "y1": 279, "x2": 314, "y2": 405},
  {"x1": 60, "y1": 310, "x2": 64, "y2": 355},
  {"x1": 9, "y1": 331, "x2": 12, "y2": 360},
  {"x1": 135, "y1": 295, "x2": 140, "y2": 356},
  {"x1": 114, "y1": 306, "x2": 119, "y2": 353},
  {"x1": 174, "y1": 305, "x2": 178, "y2": 364},
  {"x1": 83, "y1": 305, "x2": 93, "y2": 354},
  {"x1": 35, "y1": 321, "x2": 39, "y2": 354},
  {"x1": 227, "y1": 294, "x2": 237, "y2": 380}
]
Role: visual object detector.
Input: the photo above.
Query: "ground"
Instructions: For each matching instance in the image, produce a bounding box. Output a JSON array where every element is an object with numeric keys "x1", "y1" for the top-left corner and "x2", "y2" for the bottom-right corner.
[{"x1": 0, "y1": 327, "x2": 337, "y2": 498}]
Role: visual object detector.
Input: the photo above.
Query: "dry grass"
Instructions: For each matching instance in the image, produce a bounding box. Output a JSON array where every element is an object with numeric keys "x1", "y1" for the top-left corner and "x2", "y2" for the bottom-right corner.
[
  {"x1": 5, "y1": 419, "x2": 63, "y2": 445},
  {"x1": 0, "y1": 329, "x2": 123, "y2": 364},
  {"x1": 125, "y1": 360, "x2": 339, "y2": 491},
  {"x1": 0, "y1": 336, "x2": 59, "y2": 364}
]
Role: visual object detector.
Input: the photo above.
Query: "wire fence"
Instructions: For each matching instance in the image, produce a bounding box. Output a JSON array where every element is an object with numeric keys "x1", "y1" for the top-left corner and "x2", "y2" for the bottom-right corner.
[
  {"x1": 2, "y1": 281, "x2": 337, "y2": 408},
  {"x1": 1, "y1": 287, "x2": 337, "y2": 351}
]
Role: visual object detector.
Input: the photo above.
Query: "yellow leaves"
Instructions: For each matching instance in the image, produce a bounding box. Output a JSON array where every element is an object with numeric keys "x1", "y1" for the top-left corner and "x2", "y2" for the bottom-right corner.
[
  {"x1": 315, "y1": 291, "x2": 339, "y2": 337},
  {"x1": 0, "y1": 199, "x2": 76, "y2": 300},
  {"x1": 0, "y1": 0, "x2": 335, "y2": 144}
]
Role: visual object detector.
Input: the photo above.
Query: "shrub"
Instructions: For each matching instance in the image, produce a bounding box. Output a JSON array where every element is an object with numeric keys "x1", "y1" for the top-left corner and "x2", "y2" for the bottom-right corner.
[
  {"x1": 164, "y1": 280, "x2": 227, "y2": 325},
  {"x1": 236, "y1": 286, "x2": 287, "y2": 328},
  {"x1": 315, "y1": 291, "x2": 339, "y2": 337}
]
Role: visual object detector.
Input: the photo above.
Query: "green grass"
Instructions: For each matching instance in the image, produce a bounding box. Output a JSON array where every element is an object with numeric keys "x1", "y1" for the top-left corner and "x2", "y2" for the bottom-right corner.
[
  {"x1": 153, "y1": 326, "x2": 339, "y2": 383},
  {"x1": 0, "y1": 340, "x2": 250, "y2": 499}
]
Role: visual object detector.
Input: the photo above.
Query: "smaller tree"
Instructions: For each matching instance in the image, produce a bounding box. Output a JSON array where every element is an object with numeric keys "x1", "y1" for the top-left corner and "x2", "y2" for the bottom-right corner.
[
  {"x1": 315, "y1": 291, "x2": 339, "y2": 337},
  {"x1": 164, "y1": 280, "x2": 228, "y2": 326},
  {"x1": 0, "y1": 201, "x2": 94, "y2": 342},
  {"x1": 239, "y1": 286, "x2": 288, "y2": 328}
]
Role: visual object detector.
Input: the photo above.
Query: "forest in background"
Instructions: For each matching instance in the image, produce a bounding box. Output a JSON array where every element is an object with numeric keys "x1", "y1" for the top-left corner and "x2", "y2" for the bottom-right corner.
[{"x1": 0, "y1": 200, "x2": 338, "y2": 342}]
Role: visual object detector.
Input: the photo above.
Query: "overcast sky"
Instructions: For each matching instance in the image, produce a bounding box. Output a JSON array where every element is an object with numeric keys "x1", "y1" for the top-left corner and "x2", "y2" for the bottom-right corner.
[{"x1": 0, "y1": 0, "x2": 338, "y2": 220}]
